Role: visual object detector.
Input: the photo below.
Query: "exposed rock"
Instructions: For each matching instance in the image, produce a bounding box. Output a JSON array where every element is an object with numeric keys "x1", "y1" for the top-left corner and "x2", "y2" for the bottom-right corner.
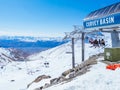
[
  {"x1": 62, "y1": 69, "x2": 74, "y2": 77},
  {"x1": 57, "y1": 76, "x2": 66, "y2": 82},
  {"x1": 27, "y1": 75, "x2": 51, "y2": 88},
  {"x1": 50, "y1": 78, "x2": 59, "y2": 85},
  {"x1": 69, "y1": 72, "x2": 75, "y2": 78},
  {"x1": 10, "y1": 80, "x2": 15, "y2": 82},
  {"x1": 33, "y1": 88, "x2": 40, "y2": 90},
  {"x1": 43, "y1": 83, "x2": 50, "y2": 88}
]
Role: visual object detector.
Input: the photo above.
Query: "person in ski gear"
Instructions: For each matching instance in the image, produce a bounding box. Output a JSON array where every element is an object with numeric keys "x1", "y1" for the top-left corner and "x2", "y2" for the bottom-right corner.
[
  {"x1": 100, "y1": 39, "x2": 105, "y2": 46},
  {"x1": 93, "y1": 39, "x2": 99, "y2": 47},
  {"x1": 89, "y1": 38, "x2": 94, "y2": 44}
]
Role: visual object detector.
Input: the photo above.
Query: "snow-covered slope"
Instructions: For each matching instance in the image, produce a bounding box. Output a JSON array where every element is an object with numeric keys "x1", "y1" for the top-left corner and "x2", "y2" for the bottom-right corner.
[
  {"x1": 0, "y1": 33, "x2": 116, "y2": 90},
  {"x1": 27, "y1": 40, "x2": 104, "y2": 77},
  {"x1": 26, "y1": 41, "x2": 105, "y2": 90},
  {"x1": 0, "y1": 48, "x2": 14, "y2": 67},
  {"x1": 44, "y1": 61, "x2": 120, "y2": 90}
]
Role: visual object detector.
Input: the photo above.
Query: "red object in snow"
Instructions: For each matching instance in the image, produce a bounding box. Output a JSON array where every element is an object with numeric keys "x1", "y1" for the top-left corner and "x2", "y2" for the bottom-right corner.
[{"x1": 106, "y1": 64, "x2": 120, "y2": 70}]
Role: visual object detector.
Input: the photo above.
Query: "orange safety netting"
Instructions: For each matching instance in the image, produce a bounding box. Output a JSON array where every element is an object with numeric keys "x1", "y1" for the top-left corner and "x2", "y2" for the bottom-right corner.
[{"x1": 106, "y1": 64, "x2": 120, "y2": 70}]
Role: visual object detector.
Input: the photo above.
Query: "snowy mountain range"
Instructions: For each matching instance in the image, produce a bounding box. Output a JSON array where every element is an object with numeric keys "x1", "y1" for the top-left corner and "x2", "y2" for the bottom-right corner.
[
  {"x1": 0, "y1": 35, "x2": 68, "y2": 69},
  {"x1": 0, "y1": 36, "x2": 68, "y2": 56},
  {"x1": 0, "y1": 47, "x2": 29, "y2": 68},
  {"x1": 0, "y1": 36, "x2": 64, "y2": 42},
  {"x1": 0, "y1": 48, "x2": 12, "y2": 67}
]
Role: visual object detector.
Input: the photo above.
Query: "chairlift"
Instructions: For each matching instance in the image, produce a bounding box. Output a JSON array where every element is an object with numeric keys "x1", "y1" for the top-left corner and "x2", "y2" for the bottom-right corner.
[
  {"x1": 44, "y1": 61, "x2": 49, "y2": 68},
  {"x1": 88, "y1": 31, "x2": 107, "y2": 48}
]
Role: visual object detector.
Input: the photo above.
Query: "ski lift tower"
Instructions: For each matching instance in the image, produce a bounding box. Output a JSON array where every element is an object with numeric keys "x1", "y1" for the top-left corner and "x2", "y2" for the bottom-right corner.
[
  {"x1": 73, "y1": 25, "x2": 85, "y2": 62},
  {"x1": 64, "y1": 25, "x2": 90, "y2": 68}
]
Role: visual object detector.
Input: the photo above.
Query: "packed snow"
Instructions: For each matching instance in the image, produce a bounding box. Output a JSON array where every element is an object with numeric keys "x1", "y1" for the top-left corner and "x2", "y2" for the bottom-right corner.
[{"x1": 1, "y1": 33, "x2": 120, "y2": 90}]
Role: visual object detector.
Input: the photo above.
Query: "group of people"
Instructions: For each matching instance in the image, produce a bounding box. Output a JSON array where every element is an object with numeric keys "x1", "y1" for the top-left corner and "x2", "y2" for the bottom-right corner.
[
  {"x1": 89, "y1": 38, "x2": 105, "y2": 47},
  {"x1": 44, "y1": 61, "x2": 49, "y2": 68}
]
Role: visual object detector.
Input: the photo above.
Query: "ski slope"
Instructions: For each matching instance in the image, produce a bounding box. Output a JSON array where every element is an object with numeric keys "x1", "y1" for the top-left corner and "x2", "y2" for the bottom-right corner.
[
  {"x1": 44, "y1": 61, "x2": 120, "y2": 90},
  {"x1": 1, "y1": 33, "x2": 119, "y2": 90}
]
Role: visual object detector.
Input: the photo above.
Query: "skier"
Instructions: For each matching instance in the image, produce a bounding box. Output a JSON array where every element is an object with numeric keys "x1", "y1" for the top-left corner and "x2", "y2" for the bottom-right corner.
[
  {"x1": 101, "y1": 39, "x2": 105, "y2": 46},
  {"x1": 89, "y1": 38, "x2": 94, "y2": 44},
  {"x1": 93, "y1": 39, "x2": 99, "y2": 47}
]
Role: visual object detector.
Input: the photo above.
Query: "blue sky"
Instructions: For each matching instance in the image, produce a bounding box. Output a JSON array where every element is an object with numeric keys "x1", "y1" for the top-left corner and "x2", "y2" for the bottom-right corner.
[{"x1": 0, "y1": 0, "x2": 119, "y2": 36}]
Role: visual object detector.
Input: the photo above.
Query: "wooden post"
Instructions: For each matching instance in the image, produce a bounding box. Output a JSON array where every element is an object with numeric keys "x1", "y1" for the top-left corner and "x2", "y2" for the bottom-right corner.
[{"x1": 72, "y1": 38, "x2": 75, "y2": 68}]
